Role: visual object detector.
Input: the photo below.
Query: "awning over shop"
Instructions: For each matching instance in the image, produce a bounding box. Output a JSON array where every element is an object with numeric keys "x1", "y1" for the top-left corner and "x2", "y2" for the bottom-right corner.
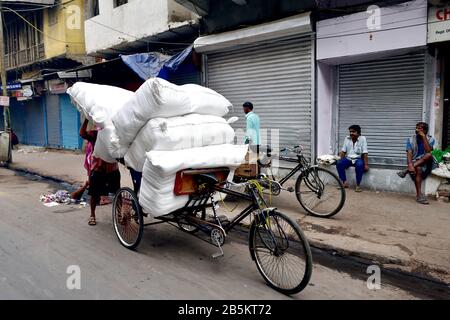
[
  {"x1": 193, "y1": 13, "x2": 311, "y2": 53},
  {"x1": 120, "y1": 45, "x2": 194, "y2": 80}
]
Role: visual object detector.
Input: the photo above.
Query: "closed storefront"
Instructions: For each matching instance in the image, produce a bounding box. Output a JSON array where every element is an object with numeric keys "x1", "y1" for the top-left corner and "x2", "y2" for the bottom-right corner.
[
  {"x1": 206, "y1": 36, "x2": 314, "y2": 158},
  {"x1": 60, "y1": 94, "x2": 82, "y2": 150},
  {"x1": 337, "y1": 53, "x2": 427, "y2": 166},
  {"x1": 24, "y1": 98, "x2": 46, "y2": 146},
  {"x1": 10, "y1": 100, "x2": 25, "y2": 143},
  {"x1": 45, "y1": 94, "x2": 63, "y2": 148},
  {"x1": 195, "y1": 13, "x2": 314, "y2": 158}
]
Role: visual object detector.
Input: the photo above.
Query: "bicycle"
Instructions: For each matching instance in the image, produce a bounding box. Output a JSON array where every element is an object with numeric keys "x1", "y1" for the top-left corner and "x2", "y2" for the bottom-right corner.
[
  {"x1": 112, "y1": 167, "x2": 313, "y2": 295},
  {"x1": 234, "y1": 145, "x2": 346, "y2": 218}
]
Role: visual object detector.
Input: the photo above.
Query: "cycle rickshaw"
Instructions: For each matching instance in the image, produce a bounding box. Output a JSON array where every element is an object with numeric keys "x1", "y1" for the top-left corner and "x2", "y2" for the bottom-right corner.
[{"x1": 112, "y1": 165, "x2": 313, "y2": 295}]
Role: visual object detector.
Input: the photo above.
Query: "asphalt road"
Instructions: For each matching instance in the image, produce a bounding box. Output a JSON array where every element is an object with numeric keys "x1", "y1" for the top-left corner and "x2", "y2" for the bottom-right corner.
[{"x1": 0, "y1": 168, "x2": 419, "y2": 300}]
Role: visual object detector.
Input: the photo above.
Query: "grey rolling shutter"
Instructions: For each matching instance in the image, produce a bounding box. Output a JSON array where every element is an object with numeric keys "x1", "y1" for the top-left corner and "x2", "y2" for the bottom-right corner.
[
  {"x1": 24, "y1": 98, "x2": 46, "y2": 146},
  {"x1": 338, "y1": 53, "x2": 426, "y2": 166},
  {"x1": 206, "y1": 36, "x2": 313, "y2": 159},
  {"x1": 46, "y1": 94, "x2": 62, "y2": 148}
]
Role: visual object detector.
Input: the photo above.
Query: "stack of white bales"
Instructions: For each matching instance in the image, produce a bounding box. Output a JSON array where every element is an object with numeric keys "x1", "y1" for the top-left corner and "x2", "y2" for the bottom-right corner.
[
  {"x1": 68, "y1": 78, "x2": 248, "y2": 218},
  {"x1": 67, "y1": 82, "x2": 133, "y2": 163}
]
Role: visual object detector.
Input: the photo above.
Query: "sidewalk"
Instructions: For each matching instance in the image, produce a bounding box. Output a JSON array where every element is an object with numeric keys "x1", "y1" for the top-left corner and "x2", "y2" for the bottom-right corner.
[{"x1": 8, "y1": 147, "x2": 450, "y2": 285}]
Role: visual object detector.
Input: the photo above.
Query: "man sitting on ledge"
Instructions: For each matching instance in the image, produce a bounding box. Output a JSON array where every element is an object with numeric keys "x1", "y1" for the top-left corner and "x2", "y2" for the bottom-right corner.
[{"x1": 397, "y1": 122, "x2": 436, "y2": 205}]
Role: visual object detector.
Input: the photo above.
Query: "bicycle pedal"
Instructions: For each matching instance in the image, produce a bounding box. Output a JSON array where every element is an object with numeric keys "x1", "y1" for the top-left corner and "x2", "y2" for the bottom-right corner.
[{"x1": 286, "y1": 187, "x2": 294, "y2": 192}]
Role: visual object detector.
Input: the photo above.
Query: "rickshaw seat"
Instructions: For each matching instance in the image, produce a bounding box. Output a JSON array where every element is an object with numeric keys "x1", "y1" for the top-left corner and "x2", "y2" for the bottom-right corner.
[{"x1": 196, "y1": 173, "x2": 219, "y2": 186}]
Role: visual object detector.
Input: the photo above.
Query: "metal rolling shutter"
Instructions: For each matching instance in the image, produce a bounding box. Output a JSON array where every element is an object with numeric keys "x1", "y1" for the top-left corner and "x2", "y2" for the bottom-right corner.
[
  {"x1": 24, "y1": 98, "x2": 46, "y2": 146},
  {"x1": 45, "y1": 94, "x2": 62, "y2": 148},
  {"x1": 338, "y1": 53, "x2": 426, "y2": 166},
  {"x1": 10, "y1": 100, "x2": 25, "y2": 143},
  {"x1": 169, "y1": 70, "x2": 201, "y2": 85},
  {"x1": 207, "y1": 36, "x2": 314, "y2": 159},
  {"x1": 60, "y1": 94, "x2": 81, "y2": 150}
]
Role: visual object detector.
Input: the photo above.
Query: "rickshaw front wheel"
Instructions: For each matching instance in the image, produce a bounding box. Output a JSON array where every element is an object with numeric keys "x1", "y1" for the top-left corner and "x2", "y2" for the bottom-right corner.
[{"x1": 112, "y1": 187, "x2": 144, "y2": 250}]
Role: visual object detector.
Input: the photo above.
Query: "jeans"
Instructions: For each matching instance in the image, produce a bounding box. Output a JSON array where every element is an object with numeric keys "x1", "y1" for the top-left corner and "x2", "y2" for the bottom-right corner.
[{"x1": 336, "y1": 158, "x2": 365, "y2": 186}]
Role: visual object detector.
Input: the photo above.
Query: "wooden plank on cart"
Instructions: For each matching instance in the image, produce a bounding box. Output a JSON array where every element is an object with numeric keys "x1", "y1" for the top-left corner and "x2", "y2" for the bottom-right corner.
[{"x1": 174, "y1": 167, "x2": 230, "y2": 196}]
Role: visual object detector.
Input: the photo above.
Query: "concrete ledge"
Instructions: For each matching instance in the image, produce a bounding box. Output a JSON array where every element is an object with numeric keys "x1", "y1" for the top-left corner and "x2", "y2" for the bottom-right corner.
[{"x1": 275, "y1": 165, "x2": 446, "y2": 196}]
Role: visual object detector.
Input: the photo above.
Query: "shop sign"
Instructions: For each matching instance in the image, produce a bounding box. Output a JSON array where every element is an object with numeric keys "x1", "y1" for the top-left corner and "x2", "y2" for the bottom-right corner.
[
  {"x1": 22, "y1": 85, "x2": 34, "y2": 97},
  {"x1": 0, "y1": 96, "x2": 9, "y2": 107},
  {"x1": 49, "y1": 82, "x2": 68, "y2": 94},
  {"x1": 428, "y1": 5, "x2": 450, "y2": 43},
  {"x1": 0, "y1": 83, "x2": 22, "y2": 91}
]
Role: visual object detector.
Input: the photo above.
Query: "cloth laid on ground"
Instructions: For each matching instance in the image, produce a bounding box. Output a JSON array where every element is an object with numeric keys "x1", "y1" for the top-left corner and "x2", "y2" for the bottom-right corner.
[
  {"x1": 139, "y1": 144, "x2": 248, "y2": 218},
  {"x1": 112, "y1": 77, "x2": 232, "y2": 147},
  {"x1": 40, "y1": 190, "x2": 86, "y2": 207},
  {"x1": 125, "y1": 114, "x2": 236, "y2": 172}
]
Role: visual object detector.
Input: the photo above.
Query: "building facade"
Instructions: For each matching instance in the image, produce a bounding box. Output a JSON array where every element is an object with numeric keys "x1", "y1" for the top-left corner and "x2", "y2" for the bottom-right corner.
[
  {"x1": 176, "y1": 0, "x2": 446, "y2": 194},
  {"x1": 1, "y1": 0, "x2": 88, "y2": 149}
]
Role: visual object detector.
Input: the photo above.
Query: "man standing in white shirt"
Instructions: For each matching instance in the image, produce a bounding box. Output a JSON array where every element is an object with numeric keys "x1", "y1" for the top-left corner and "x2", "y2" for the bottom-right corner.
[{"x1": 336, "y1": 125, "x2": 369, "y2": 192}]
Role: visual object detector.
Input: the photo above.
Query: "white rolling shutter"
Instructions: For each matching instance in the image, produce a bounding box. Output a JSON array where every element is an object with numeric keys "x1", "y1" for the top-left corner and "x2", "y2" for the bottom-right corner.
[
  {"x1": 206, "y1": 36, "x2": 314, "y2": 159},
  {"x1": 338, "y1": 53, "x2": 426, "y2": 166}
]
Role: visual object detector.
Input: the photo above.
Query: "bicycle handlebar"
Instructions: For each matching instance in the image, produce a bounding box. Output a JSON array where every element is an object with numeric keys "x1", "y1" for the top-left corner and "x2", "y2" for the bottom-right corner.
[{"x1": 280, "y1": 145, "x2": 303, "y2": 153}]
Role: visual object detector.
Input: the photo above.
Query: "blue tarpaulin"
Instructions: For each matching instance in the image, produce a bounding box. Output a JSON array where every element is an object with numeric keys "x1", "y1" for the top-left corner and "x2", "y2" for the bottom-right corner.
[{"x1": 120, "y1": 45, "x2": 194, "y2": 81}]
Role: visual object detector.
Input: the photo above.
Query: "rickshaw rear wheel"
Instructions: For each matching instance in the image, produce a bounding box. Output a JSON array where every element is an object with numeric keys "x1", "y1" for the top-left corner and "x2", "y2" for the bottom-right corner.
[{"x1": 112, "y1": 187, "x2": 144, "y2": 250}]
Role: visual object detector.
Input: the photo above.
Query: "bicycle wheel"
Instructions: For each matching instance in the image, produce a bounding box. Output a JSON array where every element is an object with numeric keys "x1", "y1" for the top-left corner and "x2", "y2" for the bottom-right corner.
[
  {"x1": 249, "y1": 211, "x2": 313, "y2": 295},
  {"x1": 295, "y1": 167, "x2": 345, "y2": 218},
  {"x1": 112, "y1": 187, "x2": 144, "y2": 250}
]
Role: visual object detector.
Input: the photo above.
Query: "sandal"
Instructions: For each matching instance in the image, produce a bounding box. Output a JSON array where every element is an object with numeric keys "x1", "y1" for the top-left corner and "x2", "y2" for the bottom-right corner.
[
  {"x1": 88, "y1": 217, "x2": 97, "y2": 226},
  {"x1": 355, "y1": 186, "x2": 362, "y2": 193},
  {"x1": 416, "y1": 196, "x2": 429, "y2": 205}
]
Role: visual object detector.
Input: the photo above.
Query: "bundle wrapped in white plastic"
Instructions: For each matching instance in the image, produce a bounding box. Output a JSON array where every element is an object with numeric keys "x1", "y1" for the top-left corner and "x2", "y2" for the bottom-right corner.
[
  {"x1": 124, "y1": 114, "x2": 236, "y2": 172},
  {"x1": 66, "y1": 82, "x2": 133, "y2": 163},
  {"x1": 66, "y1": 82, "x2": 134, "y2": 129},
  {"x1": 139, "y1": 144, "x2": 248, "y2": 218},
  {"x1": 93, "y1": 123, "x2": 128, "y2": 163},
  {"x1": 112, "y1": 78, "x2": 232, "y2": 147}
]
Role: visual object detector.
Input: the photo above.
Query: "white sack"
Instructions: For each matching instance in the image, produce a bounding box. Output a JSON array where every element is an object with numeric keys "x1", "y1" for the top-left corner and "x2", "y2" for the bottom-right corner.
[
  {"x1": 67, "y1": 82, "x2": 134, "y2": 128},
  {"x1": 124, "y1": 114, "x2": 236, "y2": 172},
  {"x1": 181, "y1": 84, "x2": 232, "y2": 116},
  {"x1": 93, "y1": 122, "x2": 128, "y2": 163},
  {"x1": 139, "y1": 144, "x2": 248, "y2": 217},
  {"x1": 112, "y1": 78, "x2": 232, "y2": 147}
]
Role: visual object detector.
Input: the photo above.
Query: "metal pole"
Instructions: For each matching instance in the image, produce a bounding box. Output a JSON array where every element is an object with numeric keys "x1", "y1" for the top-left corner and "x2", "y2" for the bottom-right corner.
[
  {"x1": 0, "y1": 3, "x2": 12, "y2": 163},
  {"x1": 0, "y1": 3, "x2": 8, "y2": 125}
]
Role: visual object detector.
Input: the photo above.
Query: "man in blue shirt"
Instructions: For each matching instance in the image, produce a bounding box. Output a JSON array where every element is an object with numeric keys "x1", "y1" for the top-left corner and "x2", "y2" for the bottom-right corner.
[
  {"x1": 243, "y1": 102, "x2": 261, "y2": 150},
  {"x1": 397, "y1": 122, "x2": 435, "y2": 204},
  {"x1": 336, "y1": 125, "x2": 369, "y2": 192}
]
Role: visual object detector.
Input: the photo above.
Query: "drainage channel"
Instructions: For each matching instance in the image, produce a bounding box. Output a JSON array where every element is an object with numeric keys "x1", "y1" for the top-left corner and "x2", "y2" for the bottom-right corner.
[
  {"x1": 11, "y1": 167, "x2": 450, "y2": 300},
  {"x1": 230, "y1": 226, "x2": 450, "y2": 300}
]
